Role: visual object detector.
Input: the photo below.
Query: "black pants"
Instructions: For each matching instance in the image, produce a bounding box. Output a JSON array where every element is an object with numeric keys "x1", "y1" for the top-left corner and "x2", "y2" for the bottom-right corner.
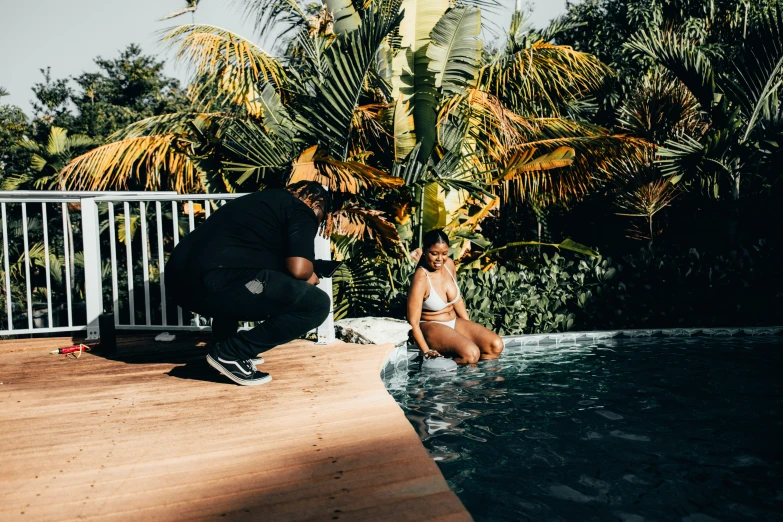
[{"x1": 170, "y1": 268, "x2": 330, "y2": 360}]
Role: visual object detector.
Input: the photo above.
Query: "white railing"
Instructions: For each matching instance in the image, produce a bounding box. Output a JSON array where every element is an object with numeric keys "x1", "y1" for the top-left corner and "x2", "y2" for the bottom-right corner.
[{"x1": 0, "y1": 191, "x2": 335, "y2": 343}]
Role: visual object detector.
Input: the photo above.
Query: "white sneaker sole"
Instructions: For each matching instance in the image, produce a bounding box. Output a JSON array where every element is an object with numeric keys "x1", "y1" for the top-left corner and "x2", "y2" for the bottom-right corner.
[
  {"x1": 206, "y1": 355, "x2": 272, "y2": 386},
  {"x1": 250, "y1": 356, "x2": 264, "y2": 365}
]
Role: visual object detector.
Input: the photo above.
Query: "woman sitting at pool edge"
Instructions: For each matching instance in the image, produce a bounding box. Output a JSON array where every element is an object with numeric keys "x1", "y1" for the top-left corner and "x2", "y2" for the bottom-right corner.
[{"x1": 407, "y1": 229, "x2": 504, "y2": 364}]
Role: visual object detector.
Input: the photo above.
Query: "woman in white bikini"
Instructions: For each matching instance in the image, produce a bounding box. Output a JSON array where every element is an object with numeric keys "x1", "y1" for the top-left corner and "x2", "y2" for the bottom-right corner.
[{"x1": 407, "y1": 229, "x2": 504, "y2": 364}]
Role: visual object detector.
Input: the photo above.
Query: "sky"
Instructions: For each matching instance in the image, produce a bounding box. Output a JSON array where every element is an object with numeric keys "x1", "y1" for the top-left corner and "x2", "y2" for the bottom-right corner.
[{"x1": 0, "y1": 0, "x2": 568, "y2": 116}]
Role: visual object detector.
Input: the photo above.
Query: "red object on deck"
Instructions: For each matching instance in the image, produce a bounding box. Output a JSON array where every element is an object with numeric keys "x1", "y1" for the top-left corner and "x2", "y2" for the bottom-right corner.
[{"x1": 50, "y1": 343, "x2": 98, "y2": 354}]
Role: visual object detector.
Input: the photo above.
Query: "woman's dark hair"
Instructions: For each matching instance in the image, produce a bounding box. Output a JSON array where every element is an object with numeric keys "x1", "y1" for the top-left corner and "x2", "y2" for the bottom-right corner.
[{"x1": 421, "y1": 229, "x2": 450, "y2": 251}]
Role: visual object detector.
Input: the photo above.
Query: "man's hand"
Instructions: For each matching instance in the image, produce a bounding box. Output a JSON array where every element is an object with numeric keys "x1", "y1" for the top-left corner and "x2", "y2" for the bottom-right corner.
[{"x1": 306, "y1": 272, "x2": 320, "y2": 286}]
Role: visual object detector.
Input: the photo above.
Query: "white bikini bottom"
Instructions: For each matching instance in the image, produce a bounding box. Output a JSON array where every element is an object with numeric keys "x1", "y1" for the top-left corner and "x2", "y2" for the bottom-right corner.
[{"x1": 420, "y1": 317, "x2": 457, "y2": 329}]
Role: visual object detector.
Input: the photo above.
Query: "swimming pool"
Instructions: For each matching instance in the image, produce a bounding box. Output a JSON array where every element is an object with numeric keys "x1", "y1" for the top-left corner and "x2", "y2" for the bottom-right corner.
[{"x1": 383, "y1": 331, "x2": 783, "y2": 522}]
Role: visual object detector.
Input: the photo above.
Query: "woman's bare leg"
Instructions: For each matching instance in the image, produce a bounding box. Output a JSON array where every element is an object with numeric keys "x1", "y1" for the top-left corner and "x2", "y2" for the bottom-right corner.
[
  {"x1": 420, "y1": 322, "x2": 481, "y2": 364},
  {"x1": 454, "y1": 318, "x2": 504, "y2": 360}
]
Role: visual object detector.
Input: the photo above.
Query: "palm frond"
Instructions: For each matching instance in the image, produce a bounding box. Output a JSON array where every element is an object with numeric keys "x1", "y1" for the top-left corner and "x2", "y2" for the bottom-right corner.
[
  {"x1": 478, "y1": 41, "x2": 609, "y2": 115},
  {"x1": 255, "y1": 82, "x2": 295, "y2": 137},
  {"x1": 392, "y1": 97, "x2": 417, "y2": 160},
  {"x1": 221, "y1": 119, "x2": 294, "y2": 185},
  {"x1": 330, "y1": 206, "x2": 402, "y2": 252},
  {"x1": 350, "y1": 102, "x2": 392, "y2": 155},
  {"x1": 724, "y1": 5, "x2": 783, "y2": 141},
  {"x1": 497, "y1": 146, "x2": 575, "y2": 182},
  {"x1": 290, "y1": 145, "x2": 404, "y2": 193},
  {"x1": 59, "y1": 135, "x2": 202, "y2": 193},
  {"x1": 294, "y1": 6, "x2": 404, "y2": 160},
  {"x1": 160, "y1": 24, "x2": 286, "y2": 116},
  {"x1": 506, "y1": 135, "x2": 651, "y2": 204},
  {"x1": 439, "y1": 89, "x2": 534, "y2": 160},
  {"x1": 624, "y1": 28, "x2": 715, "y2": 114},
  {"x1": 617, "y1": 67, "x2": 706, "y2": 145},
  {"x1": 391, "y1": 0, "x2": 450, "y2": 159},
  {"x1": 426, "y1": 6, "x2": 482, "y2": 94},
  {"x1": 108, "y1": 112, "x2": 237, "y2": 140},
  {"x1": 235, "y1": 0, "x2": 308, "y2": 39},
  {"x1": 332, "y1": 243, "x2": 392, "y2": 319},
  {"x1": 657, "y1": 129, "x2": 738, "y2": 197}
]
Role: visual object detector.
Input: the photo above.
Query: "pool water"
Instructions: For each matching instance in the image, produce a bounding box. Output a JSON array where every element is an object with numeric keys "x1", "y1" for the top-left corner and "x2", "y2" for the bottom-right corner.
[{"x1": 386, "y1": 335, "x2": 783, "y2": 522}]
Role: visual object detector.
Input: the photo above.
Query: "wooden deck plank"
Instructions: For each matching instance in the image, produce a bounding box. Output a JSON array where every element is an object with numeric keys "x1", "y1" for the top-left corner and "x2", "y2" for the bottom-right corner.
[{"x1": 0, "y1": 335, "x2": 471, "y2": 521}]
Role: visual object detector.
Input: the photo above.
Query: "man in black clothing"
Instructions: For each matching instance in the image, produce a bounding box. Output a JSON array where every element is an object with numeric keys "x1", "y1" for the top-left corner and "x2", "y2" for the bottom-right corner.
[{"x1": 165, "y1": 181, "x2": 331, "y2": 386}]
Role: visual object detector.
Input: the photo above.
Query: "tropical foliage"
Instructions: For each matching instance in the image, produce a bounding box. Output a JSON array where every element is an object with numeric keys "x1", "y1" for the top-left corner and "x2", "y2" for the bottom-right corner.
[
  {"x1": 49, "y1": 0, "x2": 633, "y2": 317},
  {"x1": 2, "y1": 1, "x2": 781, "y2": 330}
]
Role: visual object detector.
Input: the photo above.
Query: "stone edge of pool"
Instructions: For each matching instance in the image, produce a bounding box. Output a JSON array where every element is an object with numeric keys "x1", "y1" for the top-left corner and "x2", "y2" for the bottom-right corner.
[{"x1": 379, "y1": 326, "x2": 783, "y2": 384}]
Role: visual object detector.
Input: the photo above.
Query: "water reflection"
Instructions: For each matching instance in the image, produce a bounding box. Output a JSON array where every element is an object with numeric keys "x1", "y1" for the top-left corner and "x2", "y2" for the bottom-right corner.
[{"x1": 386, "y1": 336, "x2": 783, "y2": 522}]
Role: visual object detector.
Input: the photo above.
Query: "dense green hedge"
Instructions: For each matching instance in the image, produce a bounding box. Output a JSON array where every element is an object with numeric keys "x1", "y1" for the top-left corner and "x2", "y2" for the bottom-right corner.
[
  {"x1": 458, "y1": 241, "x2": 783, "y2": 334},
  {"x1": 460, "y1": 255, "x2": 614, "y2": 335},
  {"x1": 385, "y1": 240, "x2": 783, "y2": 335}
]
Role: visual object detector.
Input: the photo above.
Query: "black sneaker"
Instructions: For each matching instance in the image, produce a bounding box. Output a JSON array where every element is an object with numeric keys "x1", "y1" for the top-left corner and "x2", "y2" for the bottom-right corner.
[{"x1": 206, "y1": 346, "x2": 272, "y2": 386}]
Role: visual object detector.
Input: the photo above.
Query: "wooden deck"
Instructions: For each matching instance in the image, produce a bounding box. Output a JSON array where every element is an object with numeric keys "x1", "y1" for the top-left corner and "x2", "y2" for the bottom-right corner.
[{"x1": 0, "y1": 334, "x2": 470, "y2": 521}]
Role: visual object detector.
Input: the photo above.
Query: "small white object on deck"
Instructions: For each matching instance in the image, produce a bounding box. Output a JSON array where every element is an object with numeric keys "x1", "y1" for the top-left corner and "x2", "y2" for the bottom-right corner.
[{"x1": 154, "y1": 332, "x2": 176, "y2": 342}]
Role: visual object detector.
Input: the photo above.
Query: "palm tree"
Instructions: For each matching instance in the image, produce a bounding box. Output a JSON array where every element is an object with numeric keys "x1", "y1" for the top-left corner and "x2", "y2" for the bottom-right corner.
[
  {"x1": 625, "y1": 4, "x2": 783, "y2": 201},
  {"x1": 58, "y1": 0, "x2": 634, "y2": 314},
  {"x1": 4, "y1": 127, "x2": 95, "y2": 191}
]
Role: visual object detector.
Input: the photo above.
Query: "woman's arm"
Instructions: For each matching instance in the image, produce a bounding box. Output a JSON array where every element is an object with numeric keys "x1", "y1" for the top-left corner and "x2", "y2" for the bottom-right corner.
[
  {"x1": 407, "y1": 272, "x2": 438, "y2": 356},
  {"x1": 448, "y1": 258, "x2": 470, "y2": 321}
]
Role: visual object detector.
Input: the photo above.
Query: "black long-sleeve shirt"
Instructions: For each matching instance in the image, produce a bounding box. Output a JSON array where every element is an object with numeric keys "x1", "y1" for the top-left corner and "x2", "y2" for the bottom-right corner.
[{"x1": 167, "y1": 190, "x2": 318, "y2": 281}]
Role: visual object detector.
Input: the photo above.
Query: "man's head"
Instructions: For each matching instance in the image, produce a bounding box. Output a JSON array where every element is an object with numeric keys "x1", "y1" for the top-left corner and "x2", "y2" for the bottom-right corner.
[{"x1": 285, "y1": 180, "x2": 332, "y2": 226}]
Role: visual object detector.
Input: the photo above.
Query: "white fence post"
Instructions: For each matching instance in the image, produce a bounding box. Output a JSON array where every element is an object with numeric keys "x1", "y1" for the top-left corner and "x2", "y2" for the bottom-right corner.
[
  {"x1": 81, "y1": 197, "x2": 103, "y2": 340},
  {"x1": 315, "y1": 230, "x2": 335, "y2": 344}
]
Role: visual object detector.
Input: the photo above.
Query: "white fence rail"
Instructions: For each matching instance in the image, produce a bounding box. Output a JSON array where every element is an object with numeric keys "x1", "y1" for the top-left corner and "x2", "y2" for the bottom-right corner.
[{"x1": 0, "y1": 191, "x2": 335, "y2": 343}]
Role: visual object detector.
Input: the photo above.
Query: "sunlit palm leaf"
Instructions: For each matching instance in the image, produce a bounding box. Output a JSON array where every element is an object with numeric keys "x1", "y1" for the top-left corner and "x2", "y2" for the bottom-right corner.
[
  {"x1": 392, "y1": 0, "x2": 449, "y2": 158},
  {"x1": 426, "y1": 6, "x2": 482, "y2": 94},
  {"x1": 290, "y1": 145, "x2": 404, "y2": 193},
  {"x1": 255, "y1": 82, "x2": 295, "y2": 137},
  {"x1": 439, "y1": 89, "x2": 534, "y2": 160},
  {"x1": 108, "y1": 112, "x2": 236, "y2": 140},
  {"x1": 295, "y1": 6, "x2": 404, "y2": 160},
  {"x1": 507, "y1": 135, "x2": 651, "y2": 203},
  {"x1": 393, "y1": 97, "x2": 417, "y2": 159},
  {"x1": 330, "y1": 206, "x2": 402, "y2": 252},
  {"x1": 60, "y1": 135, "x2": 202, "y2": 193},
  {"x1": 497, "y1": 146, "x2": 575, "y2": 182},
  {"x1": 479, "y1": 41, "x2": 609, "y2": 115},
  {"x1": 161, "y1": 24, "x2": 285, "y2": 116},
  {"x1": 422, "y1": 181, "x2": 446, "y2": 231}
]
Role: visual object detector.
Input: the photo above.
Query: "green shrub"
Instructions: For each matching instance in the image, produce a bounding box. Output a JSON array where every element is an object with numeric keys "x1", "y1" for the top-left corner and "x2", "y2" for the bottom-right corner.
[{"x1": 460, "y1": 254, "x2": 614, "y2": 335}]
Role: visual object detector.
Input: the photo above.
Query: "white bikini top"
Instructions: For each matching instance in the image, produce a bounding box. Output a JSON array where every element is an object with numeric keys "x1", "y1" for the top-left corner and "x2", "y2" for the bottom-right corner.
[{"x1": 420, "y1": 266, "x2": 461, "y2": 312}]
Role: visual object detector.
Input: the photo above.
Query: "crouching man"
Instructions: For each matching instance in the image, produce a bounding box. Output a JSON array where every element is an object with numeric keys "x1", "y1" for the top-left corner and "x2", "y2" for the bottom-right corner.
[{"x1": 165, "y1": 181, "x2": 331, "y2": 386}]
